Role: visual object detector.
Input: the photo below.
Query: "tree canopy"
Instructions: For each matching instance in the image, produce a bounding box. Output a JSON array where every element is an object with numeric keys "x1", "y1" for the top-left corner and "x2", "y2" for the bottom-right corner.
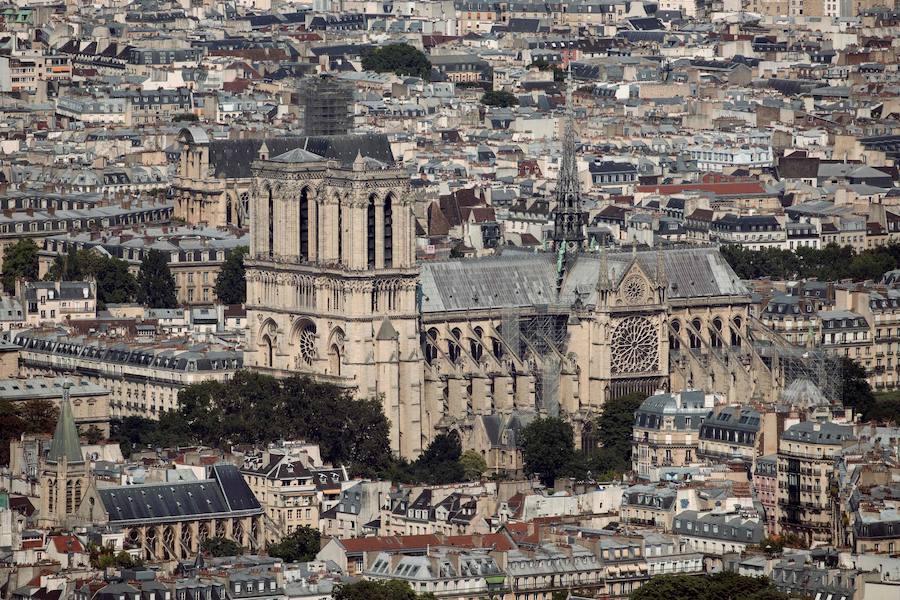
[
  {"x1": 381, "y1": 431, "x2": 469, "y2": 485},
  {"x1": 0, "y1": 399, "x2": 59, "y2": 465},
  {"x1": 215, "y1": 246, "x2": 248, "y2": 305},
  {"x1": 201, "y1": 537, "x2": 243, "y2": 557},
  {"x1": 137, "y1": 249, "x2": 178, "y2": 308},
  {"x1": 721, "y1": 243, "x2": 900, "y2": 282},
  {"x1": 459, "y1": 449, "x2": 487, "y2": 481},
  {"x1": 267, "y1": 526, "x2": 320, "y2": 563},
  {"x1": 593, "y1": 392, "x2": 644, "y2": 472},
  {"x1": 46, "y1": 248, "x2": 138, "y2": 309},
  {"x1": 111, "y1": 371, "x2": 393, "y2": 476},
  {"x1": 2, "y1": 239, "x2": 39, "y2": 293},
  {"x1": 481, "y1": 90, "x2": 518, "y2": 107},
  {"x1": 361, "y1": 44, "x2": 431, "y2": 79},
  {"x1": 630, "y1": 572, "x2": 788, "y2": 600},
  {"x1": 521, "y1": 417, "x2": 575, "y2": 487},
  {"x1": 333, "y1": 580, "x2": 436, "y2": 600}
]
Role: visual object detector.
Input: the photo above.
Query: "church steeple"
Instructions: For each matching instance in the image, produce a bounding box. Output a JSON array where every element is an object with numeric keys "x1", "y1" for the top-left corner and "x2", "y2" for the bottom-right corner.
[
  {"x1": 551, "y1": 69, "x2": 587, "y2": 254},
  {"x1": 47, "y1": 380, "x2": 84, "y2": 464}
]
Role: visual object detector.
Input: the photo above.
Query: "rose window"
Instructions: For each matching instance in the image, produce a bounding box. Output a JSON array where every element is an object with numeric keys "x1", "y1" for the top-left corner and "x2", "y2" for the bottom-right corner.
[
  {"x1": 610, "y1": 316, "x2": 659, "y2": 374},
  {"x1": 298, "y1": 324, "x2": 317, "y2": 366},
  {"x1": 621, "y1": 274, "x2": 649, "y2": 305}
]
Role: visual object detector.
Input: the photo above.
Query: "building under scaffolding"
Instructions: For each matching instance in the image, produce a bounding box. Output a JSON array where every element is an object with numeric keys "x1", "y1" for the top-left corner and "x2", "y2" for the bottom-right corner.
[
  {"x1": 298, "y1": 75, "x2": 353, "y2": 136},
  {"x1": 749, "y1": 316, "x2": 844, "y2": 404}
]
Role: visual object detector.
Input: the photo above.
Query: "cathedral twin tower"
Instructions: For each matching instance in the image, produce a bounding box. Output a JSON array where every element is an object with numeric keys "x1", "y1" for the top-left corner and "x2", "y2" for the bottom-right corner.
[{"x1": 244, "y1": 138, "x2": 424, "y2": 458}]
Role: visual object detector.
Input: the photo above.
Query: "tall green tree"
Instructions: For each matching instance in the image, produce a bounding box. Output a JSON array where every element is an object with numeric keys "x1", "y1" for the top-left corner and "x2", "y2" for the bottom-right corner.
[
  {"x1": 137, "y1": 249, "x2": 177, "y2": 308},
  {"x1": 333, "y1": 580, "x2": 435, "y2": 600},
  {"x1": 95, "y1": 258, "x2": 138, "y2": 308},
  {"x1": 215, "y1": 246, "x2": 248, "y2": 304},
  {"x1": 267, "y1": 526, "x2": 320, "y2": 563},
  {"x1": 841, "y1": 356, "x2": 875, "y2": 417},
  {"x1": 521, "y1": 417, "x2": 575, "y2": 487},
  {"x1": 2, "y1": 239, "x2": 40, "y2": 293},
  {"x1": 460, "y1": 449, "x2": 487, "y2": 481},
  {"x1": 481, "y1": 90, "x2": 518, "y2": 107},
  {"x1": 46, "y1": 246, "x2": 82, "y2": 281},
  {"x1": 593, "y1": 392, "x2": 645, "y2": 472},
  {"x1": 361, "y1": 43, "x2": 431, "y2": 79},
  {"x1": 410, "y1": 431, "x2": 465, "y2": 484}
]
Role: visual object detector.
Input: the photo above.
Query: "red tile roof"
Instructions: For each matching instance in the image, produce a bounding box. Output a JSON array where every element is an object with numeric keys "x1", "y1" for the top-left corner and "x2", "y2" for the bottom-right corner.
[
  {"x1": 22, "y1": 539, "x2": 44, "y2": 550},
  {"x1": 50, "y1": 535, "x2": 85, "y2": 554},
  {"x1": 445, "y1": 532, "x2": 516, "y2": 552}
]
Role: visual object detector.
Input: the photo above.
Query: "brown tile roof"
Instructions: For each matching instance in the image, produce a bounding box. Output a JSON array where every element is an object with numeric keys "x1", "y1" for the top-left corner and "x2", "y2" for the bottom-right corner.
[
  {"x1": 636, "y1": 182, "x2": 767, "y2": 196},
  {"x1": 337, "y1": 534, "x2": 441, "y2": 554},
  {"x1": 50, "y1": 535, "x2": 85, "y2": 554}
]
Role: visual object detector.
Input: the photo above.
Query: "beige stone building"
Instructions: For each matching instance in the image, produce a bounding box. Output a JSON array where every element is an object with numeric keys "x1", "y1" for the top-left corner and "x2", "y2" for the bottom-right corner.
[
  {"x1": 10, "y1": 329, "x2": 241, "y2": 421},
  {"x1": 240, "y1": 446, "x2": 350, "y2": 543},
  {"x1": 632, "y1": 390, "x2": 719, "y2": 481},
  {"x1": 776, "y1": 421, "x2": 855, "y2": 546}
]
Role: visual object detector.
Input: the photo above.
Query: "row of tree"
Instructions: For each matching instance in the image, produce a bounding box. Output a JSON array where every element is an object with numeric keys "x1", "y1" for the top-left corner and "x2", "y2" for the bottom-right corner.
[
  {"x1": 199, "y1": 527, "x2": 321, "y2": 563},
  {"x1": 0, "y1": 240, "x2": 249, "y2": 308},
  {"x1": 521, "y1": 393, "x2": 644, "y2": 486},
  {"x1": 112, "y1": 371, "x2": 492, "y2": 483},
  {"x1": 721, "y1": 242, "x2": 900, "y2": 282},
  {"x1": 361, "y1": 43, "x2": 431, "y2": 80},
  {"x1": 112, "y1": 371, "x2": 393, "y2": 476},
  {"x1": 112, "y1": 379, "x2": 645, "y2": 485},
  {"x1": 630, "y1": 572, "x2": 788, "y2": 600}
]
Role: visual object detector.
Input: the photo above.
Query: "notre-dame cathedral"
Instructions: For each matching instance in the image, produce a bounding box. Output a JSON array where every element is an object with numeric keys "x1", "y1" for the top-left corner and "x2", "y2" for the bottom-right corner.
[{"x1": 243, "y1": 113, "x2": 779, "y2": 460}]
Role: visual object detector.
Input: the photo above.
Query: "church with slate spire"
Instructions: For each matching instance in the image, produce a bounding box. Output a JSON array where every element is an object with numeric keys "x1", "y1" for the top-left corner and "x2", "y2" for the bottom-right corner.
[
  {"x1": 39, "y1": 380, "x2": 89, "y2": 527},
  {"x1": 244, "y1": 129, "x2": 770, "y2": 465}
]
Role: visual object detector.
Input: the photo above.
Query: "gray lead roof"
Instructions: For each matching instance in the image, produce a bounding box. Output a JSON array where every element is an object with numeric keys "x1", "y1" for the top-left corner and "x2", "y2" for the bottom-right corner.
[{"x1": 419, "y1": 247, "x2": 748, "y2": 313}]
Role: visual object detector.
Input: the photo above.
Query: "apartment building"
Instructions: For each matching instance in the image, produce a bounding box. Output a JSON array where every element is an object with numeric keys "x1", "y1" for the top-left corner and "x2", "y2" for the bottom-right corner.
[
  {"x1": 9, "y1": 329, "x2": 241, "y2": 420},
  {"x1": 632, "y1": 390, "x2": 719, "y2": 481},
  {"x1": 777, "y1": 421, "x2": 855, "y2": 546},
  {"x1": 697, "y1": 406, "x2": 762, "y2": 463},
  {"x1": 673, "y1": 510, "x2": 765, "y2": 555},
  {"x1": 754, "y1": 454, "x2": 778, "y2": 535},
  {"x1": 241, "y1": 453, "x2": 320, "y2": 541},
  {"x1": 17, "y1": 281, "x2": 96, "y2": 326}
]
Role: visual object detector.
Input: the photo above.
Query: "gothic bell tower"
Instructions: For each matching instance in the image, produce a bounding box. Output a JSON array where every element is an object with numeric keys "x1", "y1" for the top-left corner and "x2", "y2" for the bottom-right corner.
[{"x1": 39, "y1": 381, "x2": 89, "y2": 528}]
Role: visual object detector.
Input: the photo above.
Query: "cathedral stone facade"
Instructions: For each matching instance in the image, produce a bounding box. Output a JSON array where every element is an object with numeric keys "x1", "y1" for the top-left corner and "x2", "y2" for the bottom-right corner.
[
  {"x1": 245, "y1": 132, "x2": 767, "y2": 461},
  {"x1": 244, "y1": 136, "x2": 423, "y2": 458}
]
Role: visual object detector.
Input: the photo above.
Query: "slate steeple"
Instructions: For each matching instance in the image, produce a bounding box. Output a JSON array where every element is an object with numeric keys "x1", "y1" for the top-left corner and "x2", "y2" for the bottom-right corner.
[
  {"x1": 47, "y1": 380, "x2": 84, "y2": 464},
  {"x1": 551, "y1": 68, "x2": 587, "y2": 254}
]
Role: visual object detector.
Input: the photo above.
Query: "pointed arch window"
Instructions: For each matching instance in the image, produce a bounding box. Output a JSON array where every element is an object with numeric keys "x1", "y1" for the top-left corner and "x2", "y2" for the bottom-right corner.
[
  {"x1": 367, "y1": 194, "x2": 377, "y2": 268},
  {"x1": 337, "y1": 201, "x2": 343, "y2": 264},
  {"x1": 267, "y1": 187, "x2": 274, "y2": 258},
  {"x1": 299, "y1": 188, "x2": 309, "y2": 261},
  {"x1": 384, "y1": 194, "x2": 393, "y2": 268}
]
